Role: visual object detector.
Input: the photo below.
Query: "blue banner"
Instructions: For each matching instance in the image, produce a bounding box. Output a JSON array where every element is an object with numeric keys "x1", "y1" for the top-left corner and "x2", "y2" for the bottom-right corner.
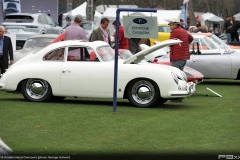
[{"x1": 181, "y1": 4, "x2": 187, "y2": 29}]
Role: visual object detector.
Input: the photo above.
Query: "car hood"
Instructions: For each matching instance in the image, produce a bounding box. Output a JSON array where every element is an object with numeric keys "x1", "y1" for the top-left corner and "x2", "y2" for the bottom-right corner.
[
  {"x1": 123, "y1": 39, "x2": 182, "y2": 64},
  {"x1": 139, "y1": 44, "x2": 169, "y2": 61}
]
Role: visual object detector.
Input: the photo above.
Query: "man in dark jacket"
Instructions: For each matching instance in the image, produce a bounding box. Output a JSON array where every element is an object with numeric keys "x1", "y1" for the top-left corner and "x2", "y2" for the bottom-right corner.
[
  {"x1": 0, "y1": 26, "x2": 13, "y2": 74},
  {"x1": 224, "y1": 15, "x2": 232, "y2": 44},
  {"x1": 230, "y1": 16, "x2": 240, "y2": 42}
]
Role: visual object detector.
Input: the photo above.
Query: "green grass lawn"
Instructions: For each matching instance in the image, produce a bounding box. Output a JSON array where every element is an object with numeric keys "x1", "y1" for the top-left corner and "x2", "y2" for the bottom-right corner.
[{"x1": 0, "y1": 79, "x2": 240, "y2": 158}]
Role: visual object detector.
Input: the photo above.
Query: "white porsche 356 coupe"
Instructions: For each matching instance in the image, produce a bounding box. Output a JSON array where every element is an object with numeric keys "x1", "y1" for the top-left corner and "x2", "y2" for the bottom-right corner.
[{"x1": 0, "y1": 40, "x2": 195, "y2": 108}]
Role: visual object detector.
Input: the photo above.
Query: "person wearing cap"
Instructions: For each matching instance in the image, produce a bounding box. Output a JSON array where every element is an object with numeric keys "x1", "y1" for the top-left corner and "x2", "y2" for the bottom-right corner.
[
  {"x1": 168, "y1": 18, "x2": 193, "y2": 103},
  {"x1": 168, "y1": 18, "x2": 193, "y2": 70},
  {"x1": 90, "y1": 18, "x2": 112, "y2": 46},
  {"x1": 65, "y1": 14, "x2": 88, "y2": 60},
  {"x1": 224, "y1": 16, "x2": 233, "y2": 44},
  {"x1": 0, "y1": 25, "x2": 13, "y2": 74}
]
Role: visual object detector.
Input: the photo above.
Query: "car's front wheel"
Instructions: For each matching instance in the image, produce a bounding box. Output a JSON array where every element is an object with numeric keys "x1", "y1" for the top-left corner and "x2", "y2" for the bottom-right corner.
[
  {"x1": 127, "y1": 79, "x2": 160, "y2": 108},
  {"x1": 21, "y1": 79, "x2": 52, "y2": 102}
]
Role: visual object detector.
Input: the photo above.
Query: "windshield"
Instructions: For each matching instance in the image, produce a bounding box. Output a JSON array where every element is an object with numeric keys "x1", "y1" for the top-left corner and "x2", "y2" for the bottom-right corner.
[
  {"x1": 119, "y1": 50, "x2": 133, "y2": 59},
  {"x1": 210, "y1": 34, "x2": 234, "y2": 53},
  {"x1": 158, "y1": 26, "x2": 171, "y2": 32},
  {"x1": 97, "y1": 46, "x2": 115, "y2": 62},
  {"x1": 203, "y1": 36, "x2": 219, "y2": 49},
  {"x1": 24, "y1": 37, "x2": 55, "y2": 48},
  {"x1": 81, "y1": 23, "x2": 92, "y2": 30}
]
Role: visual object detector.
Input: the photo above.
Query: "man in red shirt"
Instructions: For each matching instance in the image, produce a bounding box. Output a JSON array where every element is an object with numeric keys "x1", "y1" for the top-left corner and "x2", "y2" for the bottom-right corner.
[
  {"x1": 169, "y1": 18, "x2": 193, "y2": 71},
  {"x1": 168, "y1": 18, "x2": 193, "y2": 103},
  {"x1": 112, "y1": 20, "x2": 129, "y2": 49}
]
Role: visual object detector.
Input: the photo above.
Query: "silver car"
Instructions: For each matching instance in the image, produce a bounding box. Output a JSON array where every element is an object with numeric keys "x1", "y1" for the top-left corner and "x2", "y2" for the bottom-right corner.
[
  {"x1": 157, "y1": 35, "x2": 240, "y2": 80},
  {"x1": 1, "y1": 13, "x2": 63, "y2": 47}
]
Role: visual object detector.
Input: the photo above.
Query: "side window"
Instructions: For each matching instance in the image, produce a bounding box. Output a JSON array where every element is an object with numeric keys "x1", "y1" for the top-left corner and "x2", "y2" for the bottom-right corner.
[
  {"x1": 38, "y1": 15, "x2": 48, "y2": 24},
  {"x1": 67, "y1": 46, "x2": 99, "y2": 62},
  {"x1": 45, "y1": 15, "x2": 53, "y2": 25},
  {"x1": 44, "y1": 48, "x2": 65, "y2": 61}
]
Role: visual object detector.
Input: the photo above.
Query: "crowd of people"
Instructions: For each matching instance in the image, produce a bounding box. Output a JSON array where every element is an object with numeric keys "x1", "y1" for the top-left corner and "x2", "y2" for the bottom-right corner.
[{"x1": 224, "y1": 15, "x2": 240, "y2": 44}]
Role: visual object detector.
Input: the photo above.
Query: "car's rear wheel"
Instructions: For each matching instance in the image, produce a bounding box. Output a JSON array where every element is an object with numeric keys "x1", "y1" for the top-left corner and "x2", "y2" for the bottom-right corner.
[
  {"x1": 21, "y1": 79, "x2": 52, "y2": 102},
  {"x1": 127, "y1": 79, "x2": 160, "y2": 108}
]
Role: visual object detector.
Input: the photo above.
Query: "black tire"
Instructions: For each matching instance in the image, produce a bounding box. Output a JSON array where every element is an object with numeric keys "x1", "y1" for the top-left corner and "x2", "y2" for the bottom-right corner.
[
  {"x1": 51, "y1": 96, "x2": 65, "y2": 102},
  {"x1": 158, "y1": 97, "x2": 168, "y2": 105},
  {"x1": 127, "y1": 79, "x2": 160, "y2": 108},
  {"x1": 21, "y1": 79, "x2": 52, "y2": 102}
]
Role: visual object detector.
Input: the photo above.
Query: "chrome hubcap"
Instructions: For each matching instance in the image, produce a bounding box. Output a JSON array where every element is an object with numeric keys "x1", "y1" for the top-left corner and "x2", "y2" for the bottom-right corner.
[
  {"x1": 131, "y1": 80, "x2": 155, "y2": 104},
  {"x1": 25, "y1": 79, "x2": 48, "y2": 99}
]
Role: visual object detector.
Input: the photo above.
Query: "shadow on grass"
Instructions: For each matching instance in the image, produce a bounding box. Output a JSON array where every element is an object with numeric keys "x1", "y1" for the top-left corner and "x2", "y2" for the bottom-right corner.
[
  {"x1": 202, "y1": 79, "x2": 240, "y2": 85},
  {"x1": 1, "y1": 97, "x2": 192, "y2": 110}
]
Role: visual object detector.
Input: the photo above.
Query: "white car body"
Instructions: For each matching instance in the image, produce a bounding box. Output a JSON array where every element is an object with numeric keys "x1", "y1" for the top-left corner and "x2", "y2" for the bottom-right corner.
[{"x1": 0, "y1": 39, "x2": 195, "y2": 108}]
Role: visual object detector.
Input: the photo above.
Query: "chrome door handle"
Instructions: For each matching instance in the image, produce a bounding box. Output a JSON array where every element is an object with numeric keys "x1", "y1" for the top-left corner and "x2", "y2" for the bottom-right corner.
[{"x1": 62, "y1": 70, "x2": 71, "y2": 73}]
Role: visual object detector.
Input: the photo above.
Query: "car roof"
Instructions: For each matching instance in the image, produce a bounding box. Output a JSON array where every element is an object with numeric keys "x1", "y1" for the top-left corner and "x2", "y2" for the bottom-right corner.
[
  {"x1": 5, "y1": 13, "x2": 46, "y2": 16},
  {"x1": 191, "y1": 34, "x2": 208, "y2": 38},
  {"x1": 28, "y1": 34, "x2": 59, "y2": 39},
  {"x1": 191, "y1": 33, "x2": 211, "y2": 37},
  {"x1": 47, "y1": 40, "x2": 109, "y2": 49}
]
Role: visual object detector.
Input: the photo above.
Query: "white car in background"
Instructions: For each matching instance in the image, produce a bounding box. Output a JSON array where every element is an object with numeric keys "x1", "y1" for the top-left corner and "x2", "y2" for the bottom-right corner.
[
  {"x1": 0, "y1": 39, "x2": 195, "y2": 108},
  {"x1": 13, "y1": 34, "x2": 59, "y2": 63},
  {"x1": 1, "y1": 13, "x2": 63, "y2": 48}
]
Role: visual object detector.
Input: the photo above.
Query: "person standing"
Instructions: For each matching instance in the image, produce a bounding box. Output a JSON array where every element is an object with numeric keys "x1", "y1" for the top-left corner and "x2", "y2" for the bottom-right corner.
[
  {"x1": 224, "y1": 15, "x2": 232, "y2": 44},
  {"x1": 65, "y1": 14, "x2": 88, "y2": 61},
  {"x1": 112, "y1": 20, "x2": 129, "y2": 49},
  {"x1": 168, "y1": 18, "x2": 193, "y2": 71},
  {"x1": 196, "y1": 24, "x2": 207, "y2": 33},
  {"x1": 180, "y1": 19, "x2": 186, "y2": 30},
  {"x1": 230, "y1": 16, "x2": 240, "y2": 42},
  {"x1": 168, "y1": 18, "x2": 193, "y2": 103},
  {"x1": 0, "y1": 26, "x2": 13, "y2": 74},
  {"x1": 65, "y1": 14, "x2": 88, "y2": 41},
  {"x1": 90, "y1": 18, "x2": 112, "y2": 46}
]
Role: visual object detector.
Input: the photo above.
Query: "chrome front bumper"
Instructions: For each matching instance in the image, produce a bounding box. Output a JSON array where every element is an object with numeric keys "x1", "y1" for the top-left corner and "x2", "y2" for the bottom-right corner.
[
  {"x1": 168, "y1": 82, "x2": 196, "y2": 97},
  {"x1": 186, "y1": 82, "x2": 196, "y2": 94}
]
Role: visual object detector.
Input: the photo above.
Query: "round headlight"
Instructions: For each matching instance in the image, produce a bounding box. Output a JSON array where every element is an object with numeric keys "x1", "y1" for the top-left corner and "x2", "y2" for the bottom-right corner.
[
  {"x1": 171, "y1": 72, "x2": 179, "y2": 84},
  {"x1": 181, "y1": 71, "x2": 187, "y2": 81}
]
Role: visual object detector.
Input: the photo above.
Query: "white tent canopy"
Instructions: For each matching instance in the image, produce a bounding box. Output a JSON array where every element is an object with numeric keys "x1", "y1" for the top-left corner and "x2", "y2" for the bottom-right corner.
[
  {"x1": 102, "y1": 9, "x2": 181, "y2": 34},
  {"x1": 62, "y1": 2, "x2": 102, "y2": 27},
  {"x1": 157, "y1": 10, "x2": 182, "y2": 24},
  {"x1": 201, "y1": 12, "x2": 224, "y2": 23},
  {"x1": 96, "y1": 5, "x2": 138, "y2": 14},
  {"x1": 234, "y1": 12, "x2": 240, "y2": 20}
]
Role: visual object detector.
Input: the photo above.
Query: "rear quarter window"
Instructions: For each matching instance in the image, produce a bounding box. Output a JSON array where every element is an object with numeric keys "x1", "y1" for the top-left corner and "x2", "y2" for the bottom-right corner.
[{"x1": 4, "y1": 15, "x2": 34, "y2": 23}]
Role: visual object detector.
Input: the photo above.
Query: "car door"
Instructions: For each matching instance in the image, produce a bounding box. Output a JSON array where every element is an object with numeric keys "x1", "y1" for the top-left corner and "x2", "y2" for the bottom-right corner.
[
  {"x1": 38, "y1": 15, "x2": 52, "y2": 34},
  {"x1": 187, "y1": 54, "x2": 232, "y2": 78},
  {"x1": 60, "y1": 46, "x2": 114, "y2": 93},
  {"x1": 45, "y1": 15, "x2": 60, "y2": 34}
]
